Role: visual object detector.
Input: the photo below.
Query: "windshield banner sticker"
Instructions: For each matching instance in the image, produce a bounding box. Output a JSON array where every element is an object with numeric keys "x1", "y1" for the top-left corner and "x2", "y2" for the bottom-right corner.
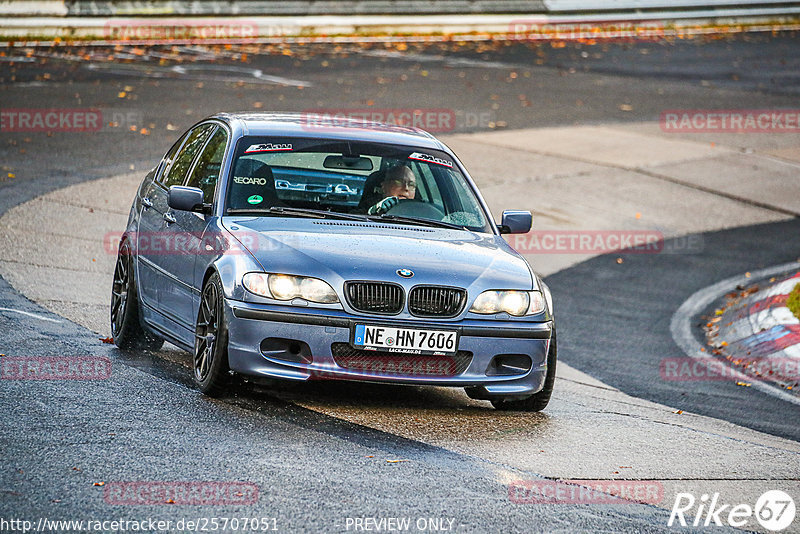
[
  {"x1": 245, "y1": 143, "x2": 293, "y2": 153},
  {"x1": 408, "y1": 152, "x2": 453, "y2": 168}
]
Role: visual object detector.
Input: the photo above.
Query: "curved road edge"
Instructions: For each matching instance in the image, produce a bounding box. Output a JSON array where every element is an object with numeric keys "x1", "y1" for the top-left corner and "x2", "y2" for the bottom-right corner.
[{"x1": 671, "y1": 262, "x2": 800, "y2": 406}]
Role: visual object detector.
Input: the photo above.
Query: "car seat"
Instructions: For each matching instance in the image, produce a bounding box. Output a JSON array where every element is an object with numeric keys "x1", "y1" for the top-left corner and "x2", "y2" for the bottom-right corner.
[{"x1": 230, "y1": 159, "x2": 284, "y2": 208}]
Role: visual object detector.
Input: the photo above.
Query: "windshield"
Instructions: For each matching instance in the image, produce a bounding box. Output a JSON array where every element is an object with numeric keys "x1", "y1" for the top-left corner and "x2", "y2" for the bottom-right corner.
[{"x1": 225, "y1": 137, "x2": 492, "y2": 232}]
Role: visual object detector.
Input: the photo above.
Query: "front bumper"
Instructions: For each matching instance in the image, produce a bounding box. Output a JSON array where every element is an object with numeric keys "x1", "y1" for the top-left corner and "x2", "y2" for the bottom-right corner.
[{"x1": 224, "y1": 299, "x2": 553, "y2": 397}]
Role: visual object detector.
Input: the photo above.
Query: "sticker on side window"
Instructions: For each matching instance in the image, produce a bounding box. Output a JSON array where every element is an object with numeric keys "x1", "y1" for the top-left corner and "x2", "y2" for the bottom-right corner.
[
  {"x1": 408, "y1": 152, "x2": 453, "y2": 168},
  {"x1": 245, "y1": 143, "x2": 293, "y2": 153}
]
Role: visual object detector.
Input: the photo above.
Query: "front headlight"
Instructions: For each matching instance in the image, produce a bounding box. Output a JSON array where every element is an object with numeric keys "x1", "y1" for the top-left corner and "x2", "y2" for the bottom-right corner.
[
  {"x1": 243, "y1": 273, "x2": 339, "y2": 304},
  {"x1": 469, "y1": 290, "x2": 546, "y2": 316}
]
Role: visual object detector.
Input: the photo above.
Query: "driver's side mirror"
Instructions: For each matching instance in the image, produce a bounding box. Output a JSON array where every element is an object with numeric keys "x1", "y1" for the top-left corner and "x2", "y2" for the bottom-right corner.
[
  {"x1": 498, "y1": 210, "x2": 532, "y2": 234},
  {"x1": 168, "y1": 186, "x2": 208, "y2": 213}
]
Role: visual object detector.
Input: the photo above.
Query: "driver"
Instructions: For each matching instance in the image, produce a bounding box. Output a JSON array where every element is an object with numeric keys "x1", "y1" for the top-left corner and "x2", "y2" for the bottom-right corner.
[{"x1": 367, "y1": 165, "x2": 417, "y2": 215}]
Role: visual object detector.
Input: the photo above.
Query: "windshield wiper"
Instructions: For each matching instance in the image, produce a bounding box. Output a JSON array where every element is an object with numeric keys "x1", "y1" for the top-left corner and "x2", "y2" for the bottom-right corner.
[
  {"x1": 227, "y1": 207, "x2": 468, "y2": 230},
  {"x1": 368, "y1": 214, "x2": 468, "y2": 231},
  {"x1": 227, "y1": 206, "x2": 371, "y2": 222}
]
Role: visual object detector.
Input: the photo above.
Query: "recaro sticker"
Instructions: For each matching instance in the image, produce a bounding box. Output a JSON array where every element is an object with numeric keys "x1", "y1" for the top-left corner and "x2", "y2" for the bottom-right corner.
[
  {"x1": 408, "y1": 151, "x2": 453, "y2": 168},
  {"x1": 234, "y1": 177, "x2": 268, "y2": 185},
  {"x1": 245, "y1": 143, "x2": 293, "y2": 153}
]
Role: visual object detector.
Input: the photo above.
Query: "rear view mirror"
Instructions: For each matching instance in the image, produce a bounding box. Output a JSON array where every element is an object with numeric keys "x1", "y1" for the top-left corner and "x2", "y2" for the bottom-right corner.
[
  {"x1": 499, "y1": 210, "x2": 532, "y2": 234},
  {"x1": 168, "y1": 186, "x2": 206, "y2": 212},
  {"x1": 323, "y1": 155, "x2": 373, "y2": 171}
]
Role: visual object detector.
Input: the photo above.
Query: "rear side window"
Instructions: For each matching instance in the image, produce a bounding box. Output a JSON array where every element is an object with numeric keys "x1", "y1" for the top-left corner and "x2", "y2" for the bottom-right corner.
[
  {"x1": 162, "y1": 124, "x2": 215, "y2": 188},
  {"x1": 186, "y1": 127, "x2": 227, "y2": 204}
]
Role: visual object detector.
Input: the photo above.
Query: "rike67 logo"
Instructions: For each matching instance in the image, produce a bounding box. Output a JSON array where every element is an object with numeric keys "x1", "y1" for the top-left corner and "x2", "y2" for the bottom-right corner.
[{"x1": 669, "y1": 490, "x2": 796, "y2": 531}]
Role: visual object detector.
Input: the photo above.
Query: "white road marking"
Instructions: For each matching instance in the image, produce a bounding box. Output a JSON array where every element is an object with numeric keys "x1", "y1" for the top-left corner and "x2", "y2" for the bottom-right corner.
[
  {"x1": 85, "y1": 62, "x2": 312, "y2": 87},
  {"x1": 360, "y1": 49, "x2": 516, "y2": 69},
  {"x1": 0, "y1": 307, "x2": 62, "y2": 323},
  {"x1": 170, "y1": 64, "x2": 313, "y2": 87},
  {"x1": 771, "y1": 277, "x2": 800, "y2": 295},
  {"x1": 754, "y1": 307, "x2": 800, "y2": 330},
  {"x1": 0, "y1": 56, "x2": 36, "y2": 63},
  {"x1": 670, "y1": 262, "x2": 800, "y2": 406}
]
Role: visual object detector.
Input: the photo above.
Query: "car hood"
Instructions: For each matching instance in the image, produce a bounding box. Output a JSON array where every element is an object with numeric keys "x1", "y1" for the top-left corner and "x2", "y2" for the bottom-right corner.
[{"x1": 222, "y1": 217, "x2": 536, "y2": 291}]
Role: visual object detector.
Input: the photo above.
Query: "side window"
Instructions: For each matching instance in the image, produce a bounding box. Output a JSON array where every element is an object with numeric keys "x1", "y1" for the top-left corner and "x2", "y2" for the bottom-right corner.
[
  {"x1": 186, "y1": 127, "x2": 227, "y2": 204},
  {"x1": 156, "y1": 131, "x2": 190, "y2": 185},
  {"x1": 162, "y1": 124, "x2": 215, "y2": 188}
]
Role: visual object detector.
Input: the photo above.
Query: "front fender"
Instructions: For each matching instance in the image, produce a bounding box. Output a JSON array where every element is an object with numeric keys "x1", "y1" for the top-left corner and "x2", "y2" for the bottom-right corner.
[{"x1": 195, "y1": 220, "x2": 263, "y2": 301}]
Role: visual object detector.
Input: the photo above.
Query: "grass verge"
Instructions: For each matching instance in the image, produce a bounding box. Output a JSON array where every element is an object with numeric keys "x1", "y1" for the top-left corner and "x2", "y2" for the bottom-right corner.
[{"x1": 788, "y1": 282, "x2": 800, "y2": 321}]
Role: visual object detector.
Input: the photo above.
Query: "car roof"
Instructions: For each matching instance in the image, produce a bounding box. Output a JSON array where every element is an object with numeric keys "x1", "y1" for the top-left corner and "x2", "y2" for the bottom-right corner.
[{"x1": 211, "y1": 112, "x2": 447, "y2": 151}]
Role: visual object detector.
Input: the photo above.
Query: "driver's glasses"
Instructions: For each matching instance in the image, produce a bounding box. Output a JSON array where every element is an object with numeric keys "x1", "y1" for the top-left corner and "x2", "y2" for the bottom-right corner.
[{"x1": 390, "y1": 178, "x2": 416, "y2": 189}]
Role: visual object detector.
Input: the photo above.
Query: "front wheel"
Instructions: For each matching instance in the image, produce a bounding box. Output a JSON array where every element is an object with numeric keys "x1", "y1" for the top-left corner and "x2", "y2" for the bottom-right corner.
[
  {"x1": 110, "y1": 240, "x2": 164, "y2": 351},
  {"x1": 491, "y1": 327, "x2": 557, "y2": 412},
  {"x1": 193, "y1": 273, "x2": 231, "y2": 396}
]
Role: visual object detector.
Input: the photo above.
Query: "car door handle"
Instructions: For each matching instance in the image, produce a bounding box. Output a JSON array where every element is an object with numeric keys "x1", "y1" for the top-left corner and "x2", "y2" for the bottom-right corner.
[
  {"x1": 163, "y1": 212, "x2": 177, "y2": 224},
  {"x1": 141, "y1": 197, "x2": 153, "y2": 209}
]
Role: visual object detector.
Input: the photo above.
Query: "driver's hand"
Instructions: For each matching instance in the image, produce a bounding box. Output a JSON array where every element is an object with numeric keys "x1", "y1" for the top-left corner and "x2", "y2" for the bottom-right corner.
[{"x1": 368, "y1": 196, "x2": 400, "y2": 215}]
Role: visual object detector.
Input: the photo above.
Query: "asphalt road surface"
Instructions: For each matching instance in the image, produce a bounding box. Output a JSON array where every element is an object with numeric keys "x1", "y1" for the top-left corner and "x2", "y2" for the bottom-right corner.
[{"x1": 1, "y1": 32, "x2": 799, "y2": 533}]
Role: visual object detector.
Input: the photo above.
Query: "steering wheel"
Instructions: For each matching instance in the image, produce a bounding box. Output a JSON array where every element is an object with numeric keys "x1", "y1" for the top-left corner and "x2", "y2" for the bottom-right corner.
[{"x1": 384, "y1": 198, "x2": 446, "y2": 219}]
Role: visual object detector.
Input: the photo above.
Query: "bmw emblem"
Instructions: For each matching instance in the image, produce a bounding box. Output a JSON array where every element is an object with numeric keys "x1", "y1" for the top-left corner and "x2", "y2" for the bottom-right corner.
[{"x1": 396, "y1": 269, "x2": 414, "y2": 278}]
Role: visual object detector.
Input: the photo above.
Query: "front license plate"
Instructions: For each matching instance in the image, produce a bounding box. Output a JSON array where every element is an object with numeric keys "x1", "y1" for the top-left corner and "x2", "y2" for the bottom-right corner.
[{"x1": 352, "y1": 324, "x2": 458, "y2": 356}]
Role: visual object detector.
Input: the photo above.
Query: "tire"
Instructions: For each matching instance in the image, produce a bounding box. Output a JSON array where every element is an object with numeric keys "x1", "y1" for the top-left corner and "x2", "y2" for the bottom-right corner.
[
  {"x1": 111, "y1": 240, "x2": 165, "y2": 351},
  {"x1": 193, "y1": 272, "x2": 231, "y2": 396},
  {"x1": 491, "y1": 327, "x2": 557, "y2": 412}
]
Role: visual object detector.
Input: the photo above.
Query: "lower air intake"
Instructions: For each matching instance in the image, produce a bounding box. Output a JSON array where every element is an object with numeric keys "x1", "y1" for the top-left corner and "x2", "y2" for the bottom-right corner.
[{"x1": 331, "y1": 343, "x2": 472, "y2": 377}]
